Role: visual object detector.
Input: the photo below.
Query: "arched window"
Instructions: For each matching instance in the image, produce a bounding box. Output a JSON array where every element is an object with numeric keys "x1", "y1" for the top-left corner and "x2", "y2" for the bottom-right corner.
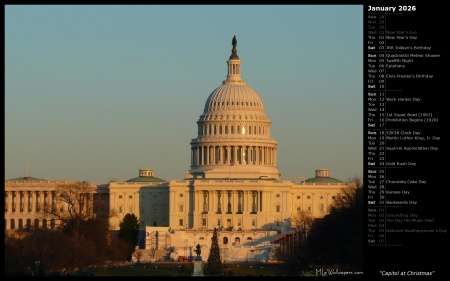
[{"x1": 319, "y1": 203, "x2": 325, "y2": 214}]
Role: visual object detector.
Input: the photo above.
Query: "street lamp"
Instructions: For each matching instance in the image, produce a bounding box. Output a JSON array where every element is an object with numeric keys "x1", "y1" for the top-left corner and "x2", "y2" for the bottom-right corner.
[
  {"x1": 151, "y1": 247, "x2": 155, "y2": 262},
  {"x1": 35, "y1": 260, "x2": 40, "y2": 276},
  {"x1": 184, "y1": 239, "x2": 188, "y2": 258}
]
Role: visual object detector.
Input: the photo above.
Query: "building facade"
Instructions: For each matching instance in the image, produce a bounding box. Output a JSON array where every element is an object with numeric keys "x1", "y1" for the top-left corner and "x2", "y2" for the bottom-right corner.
[
  {"x1": 4, "y1": 176, "x2": 98, "y2": 232},
  {"x1": 5, "y1": 37, "x2": 351, "y2": 262}
]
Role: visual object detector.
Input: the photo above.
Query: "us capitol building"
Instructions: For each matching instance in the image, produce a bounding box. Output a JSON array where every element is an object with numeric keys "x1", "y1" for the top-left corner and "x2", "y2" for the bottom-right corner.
[{"x1": 5, "y1": 36, "x2": 350, "y2": 262}]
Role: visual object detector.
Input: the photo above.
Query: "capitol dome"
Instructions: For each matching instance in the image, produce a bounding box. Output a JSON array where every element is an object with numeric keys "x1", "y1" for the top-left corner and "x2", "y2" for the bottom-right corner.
[{"x1": 188, "y1": 36, "x2": 280, "y2": 180}]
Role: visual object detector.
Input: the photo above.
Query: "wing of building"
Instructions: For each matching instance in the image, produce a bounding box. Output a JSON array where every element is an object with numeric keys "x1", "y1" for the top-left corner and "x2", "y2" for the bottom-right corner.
[{"x1": 5, "y1": 37, "x2": 350, "y2": 262}]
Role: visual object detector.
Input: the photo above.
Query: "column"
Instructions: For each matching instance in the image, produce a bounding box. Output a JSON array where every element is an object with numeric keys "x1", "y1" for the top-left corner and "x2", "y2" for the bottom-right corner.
[
  {"x1": 6, "y1": 191, "x2": 12, "y2": 213},
  {"x1": 274, "y1": 148, "x2": 277, "y2": 166},
  {"x1": 32, "y1": 191, "x2": 37, "y2": 213}
]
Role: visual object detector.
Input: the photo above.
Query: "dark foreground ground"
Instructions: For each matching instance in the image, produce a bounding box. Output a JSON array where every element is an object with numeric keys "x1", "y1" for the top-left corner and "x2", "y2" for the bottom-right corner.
[{"x1": 91, "y1": 261, "x2": 363, "y2": 277}]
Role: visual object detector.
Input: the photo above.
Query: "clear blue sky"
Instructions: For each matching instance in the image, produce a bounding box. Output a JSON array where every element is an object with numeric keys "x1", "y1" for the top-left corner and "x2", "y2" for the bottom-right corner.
[{"x1": 5, "y1": 5, "x2": 363, "y2": 183}]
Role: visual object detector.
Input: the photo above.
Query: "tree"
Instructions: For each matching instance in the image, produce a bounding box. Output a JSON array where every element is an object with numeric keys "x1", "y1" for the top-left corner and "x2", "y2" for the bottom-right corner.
[
  {"x1": 118, "y1": 213, "x2": 140, "y2": 249},
  {"x1": 45, "y1": 181, "x2": 96, "y2": 238},
  {"x1": 292, "y1": 210, "x2": 314, "y2": 241},
  {"x1": 293, "y1": 210, "x2": 314, "y2": 257},
  {"x1": 274, "y1": 210, "x2": 314, "y2": 275},
  {"x1": 306, "y1": 177, "x2": 364, "y2": 271},
  {"x1": 206, "y1": 227, "x2": 222, "y2": 275},
  {"x1": 43, "y1": 181, "x2": 101, "y2": 269},
  {"x1": 330, "y1": 176, "x2": 363, "y2": 213}
]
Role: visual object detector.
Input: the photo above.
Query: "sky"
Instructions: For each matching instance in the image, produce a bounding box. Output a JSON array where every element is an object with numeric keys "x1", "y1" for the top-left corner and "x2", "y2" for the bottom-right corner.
[{"x1": 5, "y1": 5, "x2": 363, "y2": 184}]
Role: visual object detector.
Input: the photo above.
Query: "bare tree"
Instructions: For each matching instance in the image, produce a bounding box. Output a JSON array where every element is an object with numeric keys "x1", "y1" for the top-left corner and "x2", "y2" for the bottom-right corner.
[
  {"x1": 42, "y1": 181, "x2": 97, "y2": 268},
  {"x1": 47, "y1": 181, "x2": 96, "y2": 240},
  {"x1": 330, "y1": 176, "x2": 363, "y2": 213},
  {"x1": 292, "y1": 210, "x2": 314, "y2": 237}
]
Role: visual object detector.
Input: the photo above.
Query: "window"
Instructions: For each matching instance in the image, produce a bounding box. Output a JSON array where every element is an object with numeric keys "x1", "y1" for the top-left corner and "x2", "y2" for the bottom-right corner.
[
  {"x1": 180, "y1": 193, "x2": 183, "y2": 197},
  {"x1": 276, "y1": 194, "x2": 280, "y2": 198},
  {"x1": 217, "y1": 219, "x2": 221, "y2": 226},
  {"x1": 119, "y1": 195, "x2": 123, "y2": 199},
  {"x1": 202, "y1": 218, "x2": 207, "y2": 226},
  {"x1": 320, "y1": 196, "x2": 323, "y2": 199},
  {"x1": 332, "y1": 196, "x2": 336, "y2": 199},
  {"x1": 203, "y1": 192, "x2": 208, "y2": 213},
  {"x1": 252, "y1": 219, "x2": 256, "y2": 226},
  {"x1": 179, "y1": 204, "x2": 184, "y2": 212},
  {"x1": 307, "y1": 196, "x2": 311, "y2": 199},
  {"x1": 319, "y1": 204, "x2": 325, "y2": 214},
  {"x1": 179, "y1": 219, "x2": 184, "y2": 227},
  {"x1": 297, "y1": 196, "x2": 301, "y2": 199},
  {"x1": 237, "y1": 219, "x2": 242, "y2": 226},
  {"x1": 276, "y1": 205, "x2": 280, "y2": 212},
  {"x1": 129, "y1": 195, "x2": 133, "y2": 199},
  {"x1": 118, "y1": 205, "x2": 123, "y2": 213}
]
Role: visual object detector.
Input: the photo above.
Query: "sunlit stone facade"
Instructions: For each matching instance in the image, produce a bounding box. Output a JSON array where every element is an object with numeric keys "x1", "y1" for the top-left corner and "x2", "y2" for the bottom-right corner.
[
  {"x1": 4, "y1": 37, "x2": 351, "y2": 262},
  {"x1": 4, "y1": 177, "x2": 98, "y2": 232}
]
